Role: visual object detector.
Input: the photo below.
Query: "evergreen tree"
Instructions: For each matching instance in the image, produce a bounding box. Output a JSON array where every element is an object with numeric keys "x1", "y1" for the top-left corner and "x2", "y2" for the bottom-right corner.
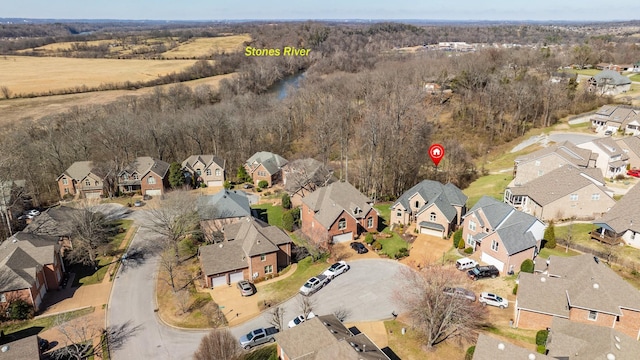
[
  {"x1": 544, "y1": 221, "x2": 556, "y2": 249},
  {"x1": 168, "y1": 162, "x2": 185, "y2": 188}
]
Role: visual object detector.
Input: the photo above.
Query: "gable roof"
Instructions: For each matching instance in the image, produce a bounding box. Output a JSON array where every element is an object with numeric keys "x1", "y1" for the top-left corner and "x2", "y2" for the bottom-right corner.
[
  {"x1": 616, "y1": 135, "x2": 640, "y2": 157},
  {"x1": 593, "y1": 181, "x2": 640, "y2": 233},
  {"x1": 393, "y1": 180, "x2": 467, "y2": 222},
  {"x1": 0, "y1": 232, "x2": 59, "y2": 292},
  {"x1": 196, "y1": 190, "x2": 251, "y2": 220},
  {"x1": 24, "y1": 206, "x2": 80, "y2": 237},
  {"x1": 120, "y1": 157, "x2": 170, "y2": 178},
  {"x1": 515, "y1": 140, "x2": 597, "y2": 168},
  {"x1": 472, "y1": 334, "x2": 549, "y2": 360},
  {"x1": 508, "y1": 165, "x2": 610, "y2": 206},
  {"x1": 592, "y1": 105, "x2": 639, "y2": 124},
  {"x1": 181, "y1": 155, "x2": 225, "y2": 171},
  {"x1": 57, "y1": 161, "x2": 107, "y2": 181},
  {"x1": 245, "y1": 151, "x2": 288, "y2": 175},
  {"x1": 586, "y1": 137, "x2": 630, "y2": 161},
  {"x1": 466, "y1": 196, "x2": 543, "y2": 255},
  {"x1": 593, "y1": 70, "x2": 632, "y2": 86},
  {"x1": 282, "y1": 158, "x2": 335, "y2": 194},
  {"x1": 301, "y1": 181, "x2": 375, "y2": 228}
]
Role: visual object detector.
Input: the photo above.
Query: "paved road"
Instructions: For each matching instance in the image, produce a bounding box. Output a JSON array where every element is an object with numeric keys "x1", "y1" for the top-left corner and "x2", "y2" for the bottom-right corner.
[{"x1": 107, "y1": 209, "x2": 406, "y2": 359}]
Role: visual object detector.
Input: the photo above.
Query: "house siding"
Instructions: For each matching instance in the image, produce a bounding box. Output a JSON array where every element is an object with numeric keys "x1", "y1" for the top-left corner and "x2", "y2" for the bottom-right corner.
[
  {"x1": 390, "y1": 204, "x2": 410, "y2": 225},
  {"x1": 140, "y1": 170, "x2": 168, "y2": 196},
  {"x1": 249, "y1": 252, "x2": 278, "y2": 280},
  {"x1": 76, "y1": 173, "x2": 106, "y2": 198},
  {"x1": 249, "y1": 163, "x2": 276, "y2": 188},
  {"x1": 524, "y1": 184, "x2": 615, "y2": 221},
  {"x1": 416, "y1": 205, "x2": 452, "y2": 235},
  {"x1": 516, "y1": 309, "x2": 555, "y2": 329},
  {"x1": 57, "y1": 176, "x2": 77, "y2": 198},
  {"x1": 358, "y1": 208, "x2": 379, "y2": 233},
  {"x1": 277, "y1": 243, "x2": 292, "y2": 270},
  {"x1": 570, "y1": 307, "x2": 617, "y2": 328},
  {"x1": 616, "y1": 308, "x2": 640, "y2": 340},
  {"x1": 327, "y1": 210, "x2": 358, "y2": 241},
  {"x1": 301, "y1": 204, "x2": 330, "y2": 247}
]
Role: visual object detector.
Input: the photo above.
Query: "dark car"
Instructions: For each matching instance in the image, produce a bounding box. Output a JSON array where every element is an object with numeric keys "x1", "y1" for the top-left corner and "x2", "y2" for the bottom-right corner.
[
  {"x1": 467, "y1": 265, "x2": 499, "y2": 280},
  {"x1": 350, "y1": 242, "x2": 368, "y2": 254}
]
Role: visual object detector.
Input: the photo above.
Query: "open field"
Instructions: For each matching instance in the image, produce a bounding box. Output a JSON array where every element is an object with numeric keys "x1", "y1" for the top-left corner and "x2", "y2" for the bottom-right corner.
[
  {"x1": 162, "y1": 34, "x2": 251, "y2": 58},
  {"x1": 0, "y1": 55, "x2": 199, "y2": 96}
]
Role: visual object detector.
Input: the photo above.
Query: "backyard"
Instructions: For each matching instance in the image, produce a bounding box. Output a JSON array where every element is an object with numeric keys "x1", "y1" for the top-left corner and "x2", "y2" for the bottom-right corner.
[{"x1": 462, "y1": 174, "x2": 513, "y2": 208}]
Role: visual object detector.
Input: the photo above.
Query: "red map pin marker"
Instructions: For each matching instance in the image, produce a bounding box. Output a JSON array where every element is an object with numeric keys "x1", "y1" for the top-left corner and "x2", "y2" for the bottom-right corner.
[{"x1": 429, "y1": 144, "x2": 445, "y2": 166}]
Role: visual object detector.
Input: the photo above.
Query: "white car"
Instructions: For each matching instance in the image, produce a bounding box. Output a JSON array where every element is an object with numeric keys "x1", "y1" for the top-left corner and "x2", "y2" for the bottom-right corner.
[
  {"x1": 25, "y1": 209, "x2": 40, "y2": 217},
  {"x1": 288, "y1": 312, "x2": 315, "y2": 328},
  {"x1": 322, "y1": 261, "x2": 349, "y2": 279},
  {"x1": 299, "y1": 275, "x2": 329, "y2": 296},
  {"x1": 479, "y1": 292, "x2": 508, "y2": 309}
]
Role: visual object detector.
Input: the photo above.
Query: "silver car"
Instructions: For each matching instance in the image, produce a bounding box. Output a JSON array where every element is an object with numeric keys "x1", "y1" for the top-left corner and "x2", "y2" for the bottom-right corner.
[
  {"x1": 237, "y1": 280, "x2": 255, "y2": 296},
  {"x1": 443, "y1": 287, "x2": 476, "y2": 301},
  {"x1": 479, "y1": 292, "x2": 508, "y2": 309}
]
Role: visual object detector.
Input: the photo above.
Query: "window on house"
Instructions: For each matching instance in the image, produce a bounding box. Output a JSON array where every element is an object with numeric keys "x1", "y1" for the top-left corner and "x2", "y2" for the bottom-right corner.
[
  {"x1": 147, "y1": 176, "x2": 156, "y2": 184},
  {"x1": 466, "y1": 234, "x2": 474, "y2": 246},
  {"x1": 535, "y1": 160, "x2": 540, "y2": 166},
  {"x1": 206, "y1": 169, "x2": 211, "y2": 176},
  {"x1": 260, "y1": 254, "x2": 266, "y2": 262},
  {"x1": 85, "y1": 180, "x2": 91, "y2": 186},
  {"x1": 414, "y1": 200, "x2": 420, "y2": 208},
  {"x1": 64, "y1": 188, "x2": 69, "y2": 194},
  {"x1": 264, "y1": 265, "x2": 273, "y2": 274},
  {"x1": 430, "y1": 212, "x2": 437, "y2": 222},
  {"x1": 469, "y1": 221, "x2": 476, "y2": 231},
  {"x1": 588, "y1": 310, "x2": 597, "y2": 321},
  {"x1": 396, "y1": 212, "x2": 402, "y2": 218},
  {"x1": 367, "y1": 217, "x2": 373, "y2": 228},
  {"x1": 132, "y1": 174, "x2": 139, "y2": 180},
  {"x1": 570, "y1": 194, "x2": 578, "y2": 201},
  {"x1": 62, "y1": 178, "x2": 68, "y2": 185},
  {"x1": 592, "y1": 193, "x2": 600, "y2": 200},
  {"x1": 491, "y1": 240, "x2": 499, "y2": 252},
  {"x1": 338, "y1": 218, "x2": 346, "y2": 230},
  {"x1": 95, "y1": 181, "x2": 99, "y2": 186},
  {"x1": 123, "y1": 174, "x2": 129, "y2": 180},
  {"x1": 0, "y1": 294, "x2": 6, "y2": 303},
  {"x1": 196, "y1": 169, "x2": 202, "y2": 176},
  {"x1": 215, "y1": 169, "x2": 221, "y2": 176}
]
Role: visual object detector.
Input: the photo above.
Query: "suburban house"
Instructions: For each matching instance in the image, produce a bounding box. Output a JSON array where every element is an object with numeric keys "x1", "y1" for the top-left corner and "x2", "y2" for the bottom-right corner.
[
  {"x1": 244, "y1": 151, "x2": 288, "y2": 188},
  {"x1": 118, "y1": 157, "x2": 170, "y2": 197},
  {"x1": 197, "y1": 189, "x2": 252, "y2": 241},
  {"x1": 515, "y1": 254, "x2": 640, "y2": 341},
  {"x1": 181, "y1": 155, "x2": 226, "y2": 188},
  {"x1": 390, "y1": 180, "x2": 467, "y2": 238},
  {"x1": 274, "y1": 314, "x2": 390, "y2": 360},
  {"x1": 56, "y1": 161, "x2": 109, "y2": 199},
  {"x1": 301, "y1": 181, "x2": 378, "y2": 247},
  {"x1": 472, "y1": 334, "x2": 549, "y2": 360},
  {"x1": 590, "y1": 105, "x2": 640, "y2": 134},
  {"x1": 281, "y1": 158, "x2": 334, "y2": 206},
  {"x1": 198, "y1": 218, "x2": 292, "y2": 287},
  {"x1": 24, "y1": 206, "x2": 79, "y2": 251},
  {"x1": 577, "y1": 137, "x2": 629, "y2": 179},
  {"x1": 0, "y1": 335, "x2": 44, "y2": 360},
  {"x1": 0, "y1": 231, "x2": 65, "y2": 312},
  {"x1": 591, "y1": 181, "x2": 640, "y2": 247},
  {"x1": 461, "y1": 196, "x2": 545, "y2": 274},
  {"x1": 588, "y1": 70, "x2": 632, "y2": 96},
  {"x1": 616, "y1": 135, "x2": 640, "y2": 168},
  {"x1": 512, "y1": 141, "x2": 597, "y2": 186},
  {"x1": 504, "y1": 165, "x2": 614, "y2": 221}
]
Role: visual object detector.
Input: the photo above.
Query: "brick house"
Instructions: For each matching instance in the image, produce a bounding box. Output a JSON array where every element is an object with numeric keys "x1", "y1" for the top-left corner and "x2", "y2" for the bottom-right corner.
[
  {"x1": 390, "y1": 180, "x2": 467, "y2": 238},
  {"x1": 244, "y1": 151, "x2": 288, "y2": 188},
  {"x1": 198, "y1": 218, "x2": 292, "y2": 288},
  {"x1": 181, "y1": 155, "x2": 226, "y2": 188},
  {"x1": 0, "y1": 232, "x2": 64, "y2": 312},
  {"x1": 301, "y1": 181, "x2": 378, "y2": 247},
  {"x1": 197, "y1": 189, "x2": 253, "y2": 242},
  {"x1": 462, "y1": 196, "x2": 545, "y2": 274},
  {"x1": 281, "y1": 158, "x2": 334, "y2": 207},
  {"x1": 56, "y1": 161, "x2": 109, "y2": 199},
  {"x1": 118, "y1": 157, "x2": 170, "y2": 197},
  {"x1": 515, "y1": 254, "x2": 640, "y2": 341}
]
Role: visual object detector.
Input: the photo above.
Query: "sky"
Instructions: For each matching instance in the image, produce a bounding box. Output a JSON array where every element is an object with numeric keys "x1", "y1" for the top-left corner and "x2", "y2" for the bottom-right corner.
[{"x1": 2, "y1": 0, "x2": 640, "y2": 21}]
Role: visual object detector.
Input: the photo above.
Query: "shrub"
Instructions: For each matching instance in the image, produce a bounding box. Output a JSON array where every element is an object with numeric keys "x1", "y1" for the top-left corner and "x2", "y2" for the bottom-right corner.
[
  {"x1": 464, "y1": 246, "x2": 473, "y2": 254},
  {"x1": 544, "y1": 221, "x2": 556, "y2": 249},
  {"x1": 223, "y1": 180, "x2": 232, "y2": 189},
  {"x1": 512, "y1": 284, "x2": 518, "y2": 295},
  {"x1": 520, "y1": 259, "x2": 534, "y2": 273},
  {"x1": 364, "y1": 233, "x2": 375, "y2": 245},
  {"x1": 395, "y1": 247, "x2": 409, "y2": 259},
  {"x1": 372, "y1": 241, "x2": 382, "y2": 251},
  {"x1": 458, "y1": 237, "x2": 466, "y2": 249},
  {"x1": 281, "y1": 193, "x2": 291, "y2": 209},
  {"x1": 258, "y1": 180, "x2": 269, "y2": 189},
  {"x1": 464, "y1": 346, "x2": 475, "y2": 360},
  {"x1": 282, "y1": 210, "x2": 294, "y2": 232},
  {"x1": 536, "y1": 329, "x2": 549, "y2": 346},
  {"x1": 7, "y1": 299, "x2": 34, "y2": 320},
  {"x1": 537, "y1": 345, "x2": 546, "y2": 354},
  {"x1": 615, "y1": 174, "x2": 626, "y2": 180},
  {"x1": 453, "y1": 228, "x2": 462, "y2": 247},
  {"x1": 290, "y1": 207, "x2": 301, "y2": 226}
]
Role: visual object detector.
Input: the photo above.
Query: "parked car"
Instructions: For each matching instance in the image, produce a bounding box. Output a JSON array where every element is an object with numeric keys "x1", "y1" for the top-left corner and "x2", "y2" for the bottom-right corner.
[
  {"x1": 627, "y1": 169, "x2": 640, "y2": 178},
  {"x1": 322, "y1": 261, "x2": 349, "y2": 279},
  {"x1": 478, "y1": 292, "x2": 509, "y2": 309},
  {"x1": 443, "y1": 287, "x2": 476, "y2": 301},
  {"x1": 26, "y1": 209, "x2": 40, "y2": 217},
  {"x1": 604, "y1": 130, "x2": 613, "y2": 136},
  {"x1": 288, "y1": 312, "x2": 316, "y2": 328},
  {"x1": 143, "y1": 194, "x2": 152, "y2": 200},
  {"x1": 350, "y1": 242, "x2": 368, "y2": 254},
  {"x1": 455, "y1": 257, "x2": 478, "y2": 271},
  {"x1": 134, "y1": 200, "x2": 143, "y2": 207},
  {"x1": 299, "y1": 274, "x2": 329, "y2": 296},
  {"x1": 237, "y1": 280, "x2": 255, "y2": 296},
  {"x1": 239, "y1": 327, "x2": 279, "y2": 349},
  {"x1": 467, "y1": 265, "x2": 499, "y2": 280},
  {"x1": 243, "y1": 183, "x2": 253, "y2": 189}
]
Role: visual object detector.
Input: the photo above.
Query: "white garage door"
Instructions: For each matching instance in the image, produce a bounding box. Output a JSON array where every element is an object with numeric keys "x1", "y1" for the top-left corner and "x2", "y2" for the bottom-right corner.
[
  {"x1": 85, "y1": 192, "x2": 101, "y2": 199},
  {"x1": 145, "y1": 189, "x2": 162, "y2": 196},
  {"x1": 420, "y1": 227, "x2": 444, "y2": 238},
  {"x1": 229, "y1": 271, "x2": 244, "y2": 284},
  {"x1": 332, "y1": 232, "x2": 353, "y2": 243},
  {"x1": 481, "y1": 252, "x2": 505, "y2": 273},
  {"x1": 209, "y1": 274, "x2": 227, "y2": 288},
  {"x1": 207, "y1": 180, "x2": 223, "y2": 187}
]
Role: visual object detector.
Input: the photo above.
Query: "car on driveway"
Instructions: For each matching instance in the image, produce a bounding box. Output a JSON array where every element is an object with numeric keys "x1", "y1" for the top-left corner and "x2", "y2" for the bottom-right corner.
[
  {"x1": 288, "y1": 312, "x2": 315, "y2": 328},
  {"x1": 478, "y1": 292, "x2": 508, "y2": 309},
  {"x1": 26, "y1": 209, "x2": 40, "y2": 217},
  {"x1": 604, "y1": 130, "x2": 613, "y2": 136},
  {"x1": 134, "y1": 200, "x2": 143, "y2": 207},
  {"x1": 350, "y1": 242, "x2": 368, "y2": 254},
  {"x1": 628, "y1": 169, "x2": 640, "y2": 178},
  {"x1": 323, "y1": 261, "x2": 349, "y2": 279},
  {"x1": 443, "y1": 287, "x2": 476, "y2": 301},
  {"x1": 237, "y1": 280, "x2": 255, "y2": 296},
  {"x1": 467, "y1": 265, "x2": 499, "y2": 280},
  {"x1": 299, "y1": 274, "x2": 329, "y2": 296}
]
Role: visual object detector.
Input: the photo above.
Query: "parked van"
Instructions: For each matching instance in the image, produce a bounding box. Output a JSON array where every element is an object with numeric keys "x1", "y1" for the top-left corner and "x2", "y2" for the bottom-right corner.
[{"x1": 455, "y1": 257, "x2": 478, "y2": 271}]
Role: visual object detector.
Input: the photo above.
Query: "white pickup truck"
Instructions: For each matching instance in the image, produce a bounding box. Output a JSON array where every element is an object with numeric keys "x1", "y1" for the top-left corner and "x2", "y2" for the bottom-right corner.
[{"x1": 299, "y1": 274, "x2": 329, "y2": 296}]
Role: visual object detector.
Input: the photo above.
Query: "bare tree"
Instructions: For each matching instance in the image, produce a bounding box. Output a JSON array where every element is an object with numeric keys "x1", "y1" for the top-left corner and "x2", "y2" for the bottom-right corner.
[
  {"x1": 159, "y1": 245, "x2": 180, "y2": 292},
  {"x1": 394, "y1": 265, "x2": 487, "y2": 349},
  {"x1": 332, "y1": 306, "x2": 351, "y2": 322},
  {"x1": 0, "y1": 85, "x2": 11, "y2": 99},
  {"x1": 66, "y1": 201, "x2": 113, "y2": 268},
  {"x1": 297, "y1": 294, "x2": 316, "y2": 320},
  {"x1": 267, "y1": 306, "x2": 286, "y2": 331},
  {"x1": 193, "y1": 328, "x2": 243, "y2": 360}
]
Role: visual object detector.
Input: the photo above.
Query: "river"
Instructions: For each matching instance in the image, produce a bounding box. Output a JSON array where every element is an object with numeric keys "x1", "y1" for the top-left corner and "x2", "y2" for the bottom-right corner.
[{"x1": 270, "y1": 72, "x2": 306, "y2": 100}]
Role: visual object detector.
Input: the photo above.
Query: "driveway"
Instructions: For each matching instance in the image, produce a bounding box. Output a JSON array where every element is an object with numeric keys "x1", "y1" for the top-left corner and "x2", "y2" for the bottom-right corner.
[{"x1": 107, "y1": 210, "x2": 407, "y2": 359}]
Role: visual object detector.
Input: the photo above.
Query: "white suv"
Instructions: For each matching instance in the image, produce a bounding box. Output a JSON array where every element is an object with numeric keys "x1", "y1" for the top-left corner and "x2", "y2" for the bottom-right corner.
[{"x1": 479, "y1": 292, "x2": 508, "y2": 309}]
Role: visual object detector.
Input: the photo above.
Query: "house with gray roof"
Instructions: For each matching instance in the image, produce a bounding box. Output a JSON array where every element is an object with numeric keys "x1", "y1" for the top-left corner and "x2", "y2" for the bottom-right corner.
[
  {"x1": 515, "y1": 254, "x2": 640, "y2": 341},
  {"x1": 588, "y1": 70, "x2": 632, "y2": 96},
  {"x1": 198, "y1": 218, "x2": 292, "y2": 287},
  {"x1": 461, "y1": 196, "x2": 545, "y2": 274},
  {"x1": 0, "y1": 231, "x2": 64, "y2": 312},
  {"x1": 390, "y1": 180, "x2": 467, "y2": 238},
  {"x1": 274, "y1": 314, "x2": 390, "y2": 360},
  {"x1": 577, "y1": 137, "x2": 629, "y2": 179},
  {"x1": 301, "y1": 181, "x2": 378, "y2": 247},
  {"x1": 512, "y1": 141, "x2": 598, "y2": 186},
  {"x1": 592, "y1": 181, "x2": 640, "y2": 247},
  {"x1": 282, "y1": 158, "x2": 335, "y2": 205},
  {"x1": 118, "y1": 156, "x2": 170, "y2": 197},
  {"x1": 197, "y1": 189, "x2": 252, "y2": 241},
  {"x1": 505, "y1": 165, "x2": 614, "y2": 221},
  {"x1": 57, "y1": 161, "x2": 109, "y2": 199},
  {"x1": 244, "y1": 151, "x2": 288, "y2": 188},
  {"x1": 590, "y1": 105, "x2": 639, "y2": 133},
  {"x1": 181, "y1": 154, "x2": 226, "y2": 188},
  {"x1": 472, "y1": 334, "x2": 549, "y2": 360}
]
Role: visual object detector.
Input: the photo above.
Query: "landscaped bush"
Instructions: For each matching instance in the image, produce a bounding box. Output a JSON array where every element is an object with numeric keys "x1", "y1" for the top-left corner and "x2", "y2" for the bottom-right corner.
[
  {"x1": 544, "y1": 221, "x2": 556, "y2": 249},
  {"x1": 520, "y1": 259, "x2": 534, "y2": 273},
  {"x1": 395, "y1": 247, "x2": 409, "y2": 259},
  {"x1": 537, "y1": 344, "x2": 546, "y2": 354},
  {"x1": 371, "y1": 241, "x2": 382, "y2": 251},
  {"x1": 458, "y1": 237, "x2": 466, "y2": 249},
  {"x1": 464, "y1": 345, "x2": 475, "y2": 360},
  {"x1": 512, "y1": 284, "x2": 518, "y2": 295},
  {"x1": 453, "y1": 228, "x2": 462, "y2": 247},
  {"x1": 7, "y1": 299, "x2": 34, "y2": 320},
  {"x1": 223, "y1": 180, "x2": 232, "y2": 189},
  {"x1": 464, "y1": 246, "x2": 473, "y2": 254},
  {"x1": 364, "y1": 233, "x2": 375, "y2": 245},
  {"x1": 281, "y1": 193, "x2": 291, "y2": 209},
  {"x1": 536, "y1": 329, "x2": 549, "y2": 346},
  {"x1": 258, "y1": 180, "x2": 269, "y2": 189},
  {"x1": 282, "y1": 210, "x2": 294, "y2": 232}
]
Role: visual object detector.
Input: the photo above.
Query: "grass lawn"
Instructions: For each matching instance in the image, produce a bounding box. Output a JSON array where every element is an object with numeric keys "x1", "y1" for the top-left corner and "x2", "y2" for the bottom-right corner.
[
  {"x1": 243, "y1": 344, "x2": 276, "y2": 360},
  {"x1": 538, "y1": 246, "x2": 579, "y2": 259},
  {"x1": 374, "y1": 203, "x2": 392, "y2": 227},
  {"x1": 563, "y1": 69, "x2": 601, "y2": 76},
  {"x1": 260, "y1": 256, "x2": 329, "y2": 303},
  {"x1": 463, "y1": 174, "x2": 513, "y2": 208},
  {"x1": 377, "y1": 232, "x2": 409, "y2": 258},
  {"x1": 252, "y1": 203, "x2": 285, "y2": 229},
  {"x1": 554, "y1": 223, "x2": 597, "y2": 244},
  {"x1": 385, "y1": 320, "x2": 465, "y2": 360},
  {"x1": 630, "y1": 74, "x2": 640, "y2": 82},
  {"x1": 0, "y1": 306, "x2": 95, "y2": 335}
]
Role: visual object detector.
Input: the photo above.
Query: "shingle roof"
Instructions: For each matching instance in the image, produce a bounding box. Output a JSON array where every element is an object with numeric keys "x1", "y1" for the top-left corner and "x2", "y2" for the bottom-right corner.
[
  {"x1": 245, "y1": 151, "x2": 288, "y2": 175},
  {"x1": 593, "y1": 105, "x2": 638, "y2": 125},
  {"x1": 120, "y1": 157, "x2": 170, "y2": 178},
  {"x1": 590, "y1": 137, "x2": 629, "y2": 161},
  {"x1": 181, "y1": 155, "x2": 225, "y2": 172},
  {"x1": 0, "y1": 334, "x2": 42, "y2": 360},
  {"x1": 515, "y1": 141, "x2": 596, "y2": 168},
  {"x1": 0, "y1": 232, "x2": 59, "y2": 292},
  {"x1": 617, "y1": 135, "x2": 640, "y2": 158},
  {"x1": 593, "y1": 70, "x2": 632, "y2": 86},
  {"x1": 196, "y1": 190, "x2": 251, "y2": 220},
  {"x1": 593, "y1": 182, "x2": 640, "y2": 233},
  {"x1": 282, "y1": 158, "x2": 335, "y2": 194},
  {"x1": 301, "y1": 181, "x2": 374, "y2": 228},
  {"x1": 392, "y1": 180, "x2": 467, "y2": 222},
  {"x1": 24, "y1": 206, "x2": 80, "y2": 237},
  {"x1": 508, "y1": 165, "x2": 609, "y2": 206},
  {"x1": 472, "y1": 334, "x2": 549, "y2": 360}
]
